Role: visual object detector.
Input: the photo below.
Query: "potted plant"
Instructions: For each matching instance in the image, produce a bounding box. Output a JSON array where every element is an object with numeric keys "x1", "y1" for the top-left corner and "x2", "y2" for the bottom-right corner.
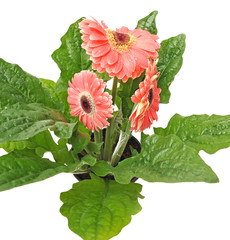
[{"x1": 0, "y1": 11, "x2": 229, "y2": 240}]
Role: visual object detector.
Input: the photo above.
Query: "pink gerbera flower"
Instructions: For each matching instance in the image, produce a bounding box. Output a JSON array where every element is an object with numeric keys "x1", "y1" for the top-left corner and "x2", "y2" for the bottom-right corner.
[
  {"x1": 79, "y1": 18, "x2": 160, "y2": 82},
  {"x1": 67, "y1": 71, "x2": 113, "y2": 132},
  {"x1": 129, "y1": 59, "x2": 161, "y2": 132}
]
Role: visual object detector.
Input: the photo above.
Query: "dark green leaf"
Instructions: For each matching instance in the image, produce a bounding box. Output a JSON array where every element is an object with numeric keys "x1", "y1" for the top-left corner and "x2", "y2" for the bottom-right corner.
[
  {"x1": 0, "y1": 103, "x2": 76, "y2": 143},
  {"x1": 86, "y1": 141, "x2": 103, "y2": 155},
  {"x1": 0, "y1": 58, "x2": 58, "y2": 110},
  {"x1": 52, "y1": 17, "x2": 91, "y2": 93},
  {"x1": 69, "y1": 130, "x2": 90, "y2": 154},
  {"x1": 136, "y1": 11, "x2": 158, "y2": 35},
  {"x1": 0, "y1": 150, "x2": 78, "y2": 191},
  {"x1": 92, "y1": 134, "x2": 219, "y2": 184},
  {"x1": 60, "y1": 174, "x2": 143, "y2": 240},
  {"x1": 157, "y1": 34, "x2": 186, "y2": 103},
  {"x1": 154, "y1": 114, "x2": 230, "y2": 154}
]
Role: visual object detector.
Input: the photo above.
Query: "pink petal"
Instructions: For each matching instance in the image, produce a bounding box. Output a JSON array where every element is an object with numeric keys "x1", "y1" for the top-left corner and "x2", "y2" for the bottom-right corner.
[{"x1": 92, "y1": 45, "x2": 111, "y2": 58}]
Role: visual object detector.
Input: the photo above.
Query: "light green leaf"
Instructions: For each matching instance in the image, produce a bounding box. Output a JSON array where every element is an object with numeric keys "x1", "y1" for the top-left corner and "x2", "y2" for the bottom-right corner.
[
  {"x1": 136, "y1": 11, "x2": 158, "y2": 35},
  {"x1": 60, "y1": 174, "x2": 143, "y2": 240},
  {"x1": 154, "y1": 114, "x2": 230, "y2": 154},
  {"x1": 0, "y1": 150, "x2": 78, "y2": 191},
  {"x1": 157, "y1": 34, "x2": 186, "y2": 103},
  {"x1": 0, "y1": 103, "x2": 76, "y2": 143},
  {"x1": 81, "y1": 155, "x2": 96, "y2": 166},
  {"x1": 141, "y1": 132, "x2": 149, "y2": 145},
  {"x1": 52, "y1": 17, "x2": 91, "y2": 94},
  {"x1": 0, "y1": 58, "x2": 58, "y2": 110},
  {"x1": 92, "y1": 135, "x2": 219, "y2": 184},
  {"x1": 0, "y1": 140, "x2": 36, "y2": 152}
]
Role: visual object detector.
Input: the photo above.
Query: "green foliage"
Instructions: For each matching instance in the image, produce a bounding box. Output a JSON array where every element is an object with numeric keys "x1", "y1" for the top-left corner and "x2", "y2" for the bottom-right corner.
[
  {"x1": 0, "y1": 130, "x2": 57, "y2": 152},
  {"x1": 0, "y1": 103, "x2": 76, "y2": 143},
  {"x1": 0, "y1": 150, "x2": 78, "y2": 191},
  {"x1": 136, "y1": 11, "x2": 158, "y2": 35},
  {"x1": 157, "y1": 34, "x2": 186, "y2": 103},
  {"x1": 69, "y1": 130, "x2": 90, "y2": 154},
  {"x1": 141, "y1": 132, "x2": 149, "y2": 145},
  {"x1": 52, "y1": 17, "x2": 91, "y2": 93},
  {"x1": 92, "y1": 134, "x2": 219, "y2": 184},
  {"x1": 154, "y1": 114, "x2": 230, "y2": 154},
  {"x1": 0, "y1": 58, "x2": 58, "y2": 110},
  {"x1": 60, "y1": 174, "x2": 144, "y2": 240}
]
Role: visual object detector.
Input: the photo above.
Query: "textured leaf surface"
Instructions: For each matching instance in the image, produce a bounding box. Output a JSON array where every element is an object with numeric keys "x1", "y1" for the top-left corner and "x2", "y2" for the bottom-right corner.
[
  {"x1": 0, "y1": 130, "x2": 57, "y2": 152},
  {"x1": 154, "y1": 114, "x2": 230, "y2": 154},
  {"x1": 0, "y1": 150, "x2": 78, "y2": 191},
  {"x1": 157, "y1": 34, "x2": 186, "y2": 103},
  {"x1": 60, "y1": 174, "x2": 143, "y2": 240},
  {"x1": 136, "y1": 11, "x2": 158, "y2": 35},
  {"x1": 0, "y1": 103, "x2": 76, "y2": 143},
  {"x1": 0, "y1": 58, "x2": 57, "y2": 110},
  {"x1": 92, "y1": 135, "x2": 218, "y2": 184},
  {"x1": 52, "y1": 17, "x2": 91, "y2": 93}
]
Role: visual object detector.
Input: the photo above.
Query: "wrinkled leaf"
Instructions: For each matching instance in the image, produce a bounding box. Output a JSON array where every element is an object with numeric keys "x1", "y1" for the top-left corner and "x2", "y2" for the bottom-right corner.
[
  {"x1": 0, "y1": 150, "x2": 79, "y2": 191},
  {"x1": 136, "y1": 11, "x2": 158, "y2": 35},
  {"x1": 154, "y1": 114, "x2": 230, "y2": 154},
  {"x1": 0, "y1": 58, "x2": 58, "y2": 110},
  {"x1": 60, "y1": 174, "x2": 143, "y2": 240},
  {"x1": 157, "y1": 34, "x2": 186, "y2": 103},
  {"x1": 0, "y1": 103, "x2": 76, "y2": 143},
  {"x1": 92, "y1": 134, "x2": 219, "y2": 184},
  {"x1": 52, "y1": 17, "x2": 91, "y2": 93}
]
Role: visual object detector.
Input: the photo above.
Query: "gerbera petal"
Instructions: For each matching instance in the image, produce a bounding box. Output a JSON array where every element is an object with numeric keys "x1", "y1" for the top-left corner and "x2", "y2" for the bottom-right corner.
[
  {"x1": 129, "y1": 59, "x2": 161, "y2": 132},
  {"x1": 67, "y1": 71, "x2": 113, "y2": 131},
  {"x1": 92, "y1": 44, "x2": 111, "y2": 58},
  {"x1": 79, "y1": 17, "x2": 160, "y2": 81},
  {"x1": 107, "y1": 50, "x2": 119, "y2": 65}
]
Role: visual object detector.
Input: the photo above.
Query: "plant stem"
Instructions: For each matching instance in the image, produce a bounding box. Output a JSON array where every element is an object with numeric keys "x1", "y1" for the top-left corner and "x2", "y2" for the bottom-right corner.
[
  {"x1": 103, "y1": 76, "x2": 119, "y2": 161},
  {"x1": 110, "y1": 120, "x2": 132, "y2": 166},
  {"x1": 94, "y1": 129, "x2": 103, "y2": 160}
]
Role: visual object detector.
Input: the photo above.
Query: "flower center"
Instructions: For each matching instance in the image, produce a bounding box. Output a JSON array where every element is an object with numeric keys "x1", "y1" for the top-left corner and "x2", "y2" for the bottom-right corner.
[
  {"x1": 148, "y1": 88, "x2": 154, "y2": 106},
  {"x1": 106, "y1": 29, "x2": 135, "y2": 52},
  {"x1": 79, "y1": 92, "x2": 95, "y2": 115}
]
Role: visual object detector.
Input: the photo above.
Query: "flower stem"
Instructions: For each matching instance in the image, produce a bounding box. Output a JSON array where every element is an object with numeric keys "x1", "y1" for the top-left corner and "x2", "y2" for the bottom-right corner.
[
  {"x1": 94, "y1": 129, "x2": 103, "y2": 160},
  {"x1": 110, "y1": 120, "x2": 132, "y2": 166},
  {"x1": 111, "y1": 76, "x2": 118, "y2": 105},
  {"x1": 103, "y1": 76, "x2": 119, "y2": 161}
]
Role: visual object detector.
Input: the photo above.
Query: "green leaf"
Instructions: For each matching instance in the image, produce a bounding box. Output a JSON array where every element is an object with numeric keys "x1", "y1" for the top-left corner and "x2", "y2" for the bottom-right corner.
[
  {"x1": 60, "y1": 174, "x2": 143, "y2": 240},
  {"x1": 141, "y1": 132, "x2": 149, "y2": 145},
  {"x1": 86, "y1": 141, "x2": 103, "y2": 155},
  {"x1": 154, "y1": 114, "x2": 230, "y2": 154},
  {"x1": 40, "y1": 78, "x2": 62, "y2": 104},
  {"x1": 0, "y1": 58, "x2": 58, "y2": 110},
  {"x1": 81, "y1": 154, "x2": 96, "y2": 166},
  {"x1": 92, "y1": 135, "x2": 219, "y2": 184},
  {"x1": 69, "y1": 130, "x2": 90, "y2": 154},
  {"x1": 136, "y1": 11, "x2": 158, "y2": 35},
  {"x1": 157, "y1": 34, "x2": 186, "y2": 103},
  {"x1": 110, "y1": 108, "x2": 123, "y2": 147},
  {"x1": 52, "y1": 17, "x2": 91, "y2": 93},
  {"x1": 0, "y1": 103, "x2": 76, "y2": 143},
  {"x1": 0, "y1": 150, "x2": 78, "y2": 191},
  {"x1": 117, "y1": 73, "x2": 145, "y2": 120},
  {"x1": 0, "y1": 140, "x2": 36, "y2": 152},
  {"x1": 0, "y1": 130, "x2": 57, "y2": 152}
]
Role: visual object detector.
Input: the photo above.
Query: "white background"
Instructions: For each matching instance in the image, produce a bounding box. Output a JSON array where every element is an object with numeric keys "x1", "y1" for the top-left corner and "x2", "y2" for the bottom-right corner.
[{"x1": 0, "y1": 0, "x2": 230, "y2": 239}]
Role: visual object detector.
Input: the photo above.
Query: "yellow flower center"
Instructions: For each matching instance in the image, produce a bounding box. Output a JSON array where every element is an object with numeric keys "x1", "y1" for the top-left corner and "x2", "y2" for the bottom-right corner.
[{"x1": 106, "y1": 29, "x2": 135, "y2": 52}]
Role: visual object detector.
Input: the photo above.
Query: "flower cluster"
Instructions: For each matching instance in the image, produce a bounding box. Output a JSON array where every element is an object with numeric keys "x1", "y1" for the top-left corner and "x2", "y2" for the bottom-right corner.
[{"x1": 67, "y1": 17, "x2": 161, "y2": 132}]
